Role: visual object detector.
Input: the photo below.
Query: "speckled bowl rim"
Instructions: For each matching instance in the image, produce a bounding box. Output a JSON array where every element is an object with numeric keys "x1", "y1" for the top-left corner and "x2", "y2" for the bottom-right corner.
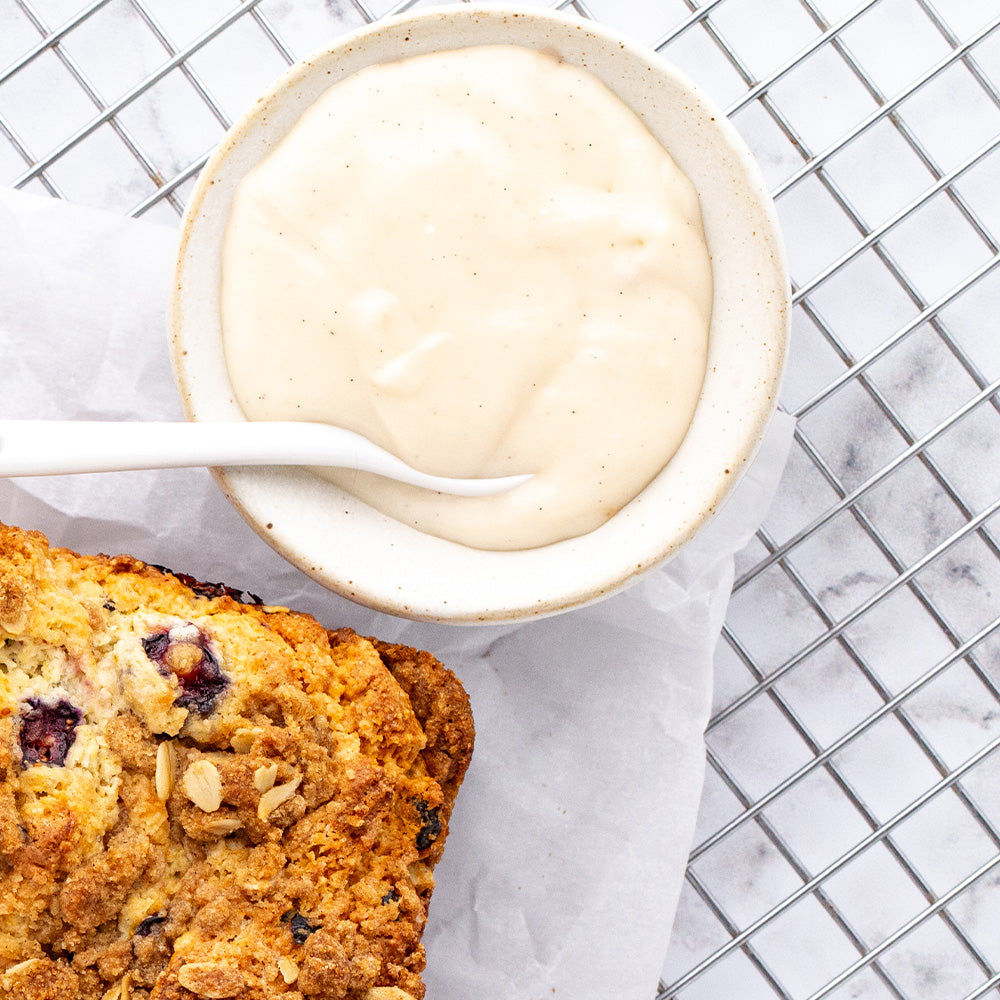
[{"x1": 170, "y1": 4, "x2": 790, "y2": 624}]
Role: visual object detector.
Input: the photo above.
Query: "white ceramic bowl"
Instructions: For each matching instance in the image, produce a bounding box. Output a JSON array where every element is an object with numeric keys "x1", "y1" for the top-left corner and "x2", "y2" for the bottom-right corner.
[{"x1": 170, "y1": 4, "x2": 789, "y2": 624}]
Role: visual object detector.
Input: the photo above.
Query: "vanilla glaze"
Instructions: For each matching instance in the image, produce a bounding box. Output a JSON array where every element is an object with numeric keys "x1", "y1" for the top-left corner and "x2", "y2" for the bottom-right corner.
[{"x1": 220, "y1": 44, "x2": 713, "y2": 550}]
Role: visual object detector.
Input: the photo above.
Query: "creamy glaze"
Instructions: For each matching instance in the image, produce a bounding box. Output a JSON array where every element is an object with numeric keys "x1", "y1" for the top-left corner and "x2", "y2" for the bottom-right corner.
[{"x1": 220, "y1": 45, "x2": 713, "y2": 550}]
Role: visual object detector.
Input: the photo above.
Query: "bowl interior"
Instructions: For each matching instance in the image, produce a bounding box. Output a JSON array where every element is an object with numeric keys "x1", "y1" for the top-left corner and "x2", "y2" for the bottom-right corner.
[{"x1": 170, "y1": 4, "x2": 789, "y2": 624}]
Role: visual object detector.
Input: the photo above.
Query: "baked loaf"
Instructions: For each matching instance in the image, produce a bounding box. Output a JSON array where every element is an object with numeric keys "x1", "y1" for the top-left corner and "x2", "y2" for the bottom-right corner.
[{"x1": 0, "y1": 522, "x2": 473, "y2": 1000}]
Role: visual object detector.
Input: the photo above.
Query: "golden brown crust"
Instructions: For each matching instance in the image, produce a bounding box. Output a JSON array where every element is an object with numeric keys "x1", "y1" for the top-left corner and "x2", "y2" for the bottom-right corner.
[
  {"x1": 0, "y1": 522, "x2": 473, "y2": 1000},
  {"x1": 368, "y1": 638, "x2": 475, "y2": 856}
]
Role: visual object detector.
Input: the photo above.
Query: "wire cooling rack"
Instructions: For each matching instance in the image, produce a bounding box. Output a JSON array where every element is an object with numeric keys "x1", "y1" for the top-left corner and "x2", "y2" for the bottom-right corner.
[{"x1": 3, "y1": 0, "x2": 1000, "y2": 997}]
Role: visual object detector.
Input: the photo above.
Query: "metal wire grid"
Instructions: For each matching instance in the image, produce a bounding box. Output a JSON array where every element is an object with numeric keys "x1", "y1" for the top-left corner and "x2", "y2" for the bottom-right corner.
[{"x1": 2, "y1": 0, "x2": 1000, "y2": 997}]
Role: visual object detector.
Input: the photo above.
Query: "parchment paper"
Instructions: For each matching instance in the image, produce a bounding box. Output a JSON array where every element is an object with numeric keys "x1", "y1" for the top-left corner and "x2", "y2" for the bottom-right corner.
[{"x1": 0, "y1": 187, "x2": 794, "y2": 999}]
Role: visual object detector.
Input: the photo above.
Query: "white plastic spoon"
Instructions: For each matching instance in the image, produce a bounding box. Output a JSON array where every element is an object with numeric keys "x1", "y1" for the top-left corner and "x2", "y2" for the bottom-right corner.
[{"x1": 0, "y1": 420, "x2": 529, "y2": 498}]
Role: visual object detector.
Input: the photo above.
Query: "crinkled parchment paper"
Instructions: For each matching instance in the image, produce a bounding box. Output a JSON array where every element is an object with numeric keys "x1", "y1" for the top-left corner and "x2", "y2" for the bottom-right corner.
[{"x1": 0, "y1": 187, "x2": 794, "y2": 999}]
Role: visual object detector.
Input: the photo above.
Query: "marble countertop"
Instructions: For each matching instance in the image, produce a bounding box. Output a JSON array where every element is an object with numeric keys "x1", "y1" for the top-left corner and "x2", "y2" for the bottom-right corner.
[{"x1": 3, "y1": 1, "x2": 1000, "y2": 998}]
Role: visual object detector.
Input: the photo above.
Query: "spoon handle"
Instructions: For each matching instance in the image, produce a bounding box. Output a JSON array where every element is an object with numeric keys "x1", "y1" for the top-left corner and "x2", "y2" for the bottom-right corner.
[{"x1": 0, "y1": 420, "x2": 528, "y2": 498}]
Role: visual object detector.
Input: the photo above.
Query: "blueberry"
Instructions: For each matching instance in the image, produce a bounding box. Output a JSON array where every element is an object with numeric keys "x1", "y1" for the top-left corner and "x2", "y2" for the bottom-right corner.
[
  {"x1": 381, "y1": 888, "x2": 401, "y2": 905},
  {"x1": 414, "y1": 799, "x2": 442, "y2": 851},
  {"x1": 141, "y1": 632, "x2": 171, "y2": 662},
  {"x1": 281, "y1": 910, "x2": 321, "y2": 945},
  {"x1": 172, "y1": 645, "x2": 227, "y2": 716},
  {"x1": 134, "y1": 914, "x2": 167, "y2": 936},
  {"x1": 19, "y1": 698, "x2": 82, "y2": 767},
  {"x1": 141, "y1": 626, "x2": 229, "y2": 716}
]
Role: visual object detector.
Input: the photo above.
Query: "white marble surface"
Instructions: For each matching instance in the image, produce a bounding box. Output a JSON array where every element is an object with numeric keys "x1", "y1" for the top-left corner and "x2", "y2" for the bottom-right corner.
[{"x1": 3, "y1": 1, "x2": 1000, "y2": 998}]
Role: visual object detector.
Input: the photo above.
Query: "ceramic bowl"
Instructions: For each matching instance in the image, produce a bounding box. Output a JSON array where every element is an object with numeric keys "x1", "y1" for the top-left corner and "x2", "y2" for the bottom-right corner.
[{"x1": 170, "y1": 4, "x2": 789, "y2": 623}]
